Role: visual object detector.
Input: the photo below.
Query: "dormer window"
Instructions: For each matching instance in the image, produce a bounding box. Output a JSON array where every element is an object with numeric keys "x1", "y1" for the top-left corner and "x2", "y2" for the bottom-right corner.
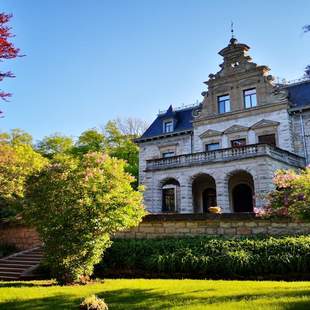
[
  {"x1": 244, "y1": 88, "x2": 257, "y2": 108},
  {"x1": 218, "y1": 95, "x2": 231, "y2": 114},
  {"x1": 163, "y1": 120, "x2": 174, "y2": 133}
]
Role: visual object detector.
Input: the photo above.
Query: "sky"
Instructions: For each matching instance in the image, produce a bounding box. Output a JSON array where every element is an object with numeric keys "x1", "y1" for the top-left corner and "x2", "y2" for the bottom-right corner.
[{"x1": 0, "y1": 0, "x2": 309, "y2": 141}]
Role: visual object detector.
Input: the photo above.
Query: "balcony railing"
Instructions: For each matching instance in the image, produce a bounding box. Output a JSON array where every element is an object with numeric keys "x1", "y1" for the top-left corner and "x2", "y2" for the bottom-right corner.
[{"x1": 145, "y1": 144, "x2": 306, "y2": 171}]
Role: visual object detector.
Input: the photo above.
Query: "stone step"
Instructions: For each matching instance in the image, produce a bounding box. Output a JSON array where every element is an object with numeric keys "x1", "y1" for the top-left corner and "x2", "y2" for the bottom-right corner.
[
  {"x1": 0, "y1": 247, "x2": 43, "y2": 281},
  {"x1": 9, "y1": 256, "x2": 42, "y2": 261},
  {"x1": 0, "y1": 271, "x2": 22, "y2": 277},
  {"x1": 0, "y1": 259, "x2": 39, "y2": 266},
  {"x1": 0, "y1": 275, "x2": 19, "y2": 280},
  {"x1": 0, "y1": 267, "x2": 25, "y2": 273}
]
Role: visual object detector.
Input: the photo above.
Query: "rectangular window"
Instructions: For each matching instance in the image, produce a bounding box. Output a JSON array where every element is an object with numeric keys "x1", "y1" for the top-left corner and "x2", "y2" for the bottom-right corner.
[
  {"x1": 244, "y1": 88, "x2": 257, "y2": 108},
  {"x1": 218, "y1": 95, "x2": 231, "y2": 114},
  {"x1": 162, "y1": 188, "x2": 175, "y2": 212},
  {"x1": 231, "y1": 138, "x2": 246, "y2": 148},
  {"x1": 258, "y1": 134, "x2": 276, "y2": 146},
  {"x1": 163, "y1": 120, "x2": 173, "y2": 133},
  {"x1": 205, "y1": 143, "x2": 220, "y2": 151},
  {"x1": 162, "y1": 151, "x2": 175, "y2": 158}
]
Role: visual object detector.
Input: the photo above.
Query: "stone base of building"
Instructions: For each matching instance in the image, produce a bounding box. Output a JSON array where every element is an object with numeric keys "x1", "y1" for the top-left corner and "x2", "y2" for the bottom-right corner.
[{"x1": 115, "y1": 213, "x2": 310, "y2": 238}]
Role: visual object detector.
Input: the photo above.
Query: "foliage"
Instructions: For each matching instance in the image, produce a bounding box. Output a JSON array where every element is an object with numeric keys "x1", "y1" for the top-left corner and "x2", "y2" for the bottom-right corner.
[
  {"x1": 79, "y1": 295, "x2": 108, "y2": 310},
  {"x1": 104, "y1": 121, "x2": 139, "y2": 186},
  {"x1": 98, "y1": 235, "x2": 310, "y2": 278},
  {"x1": 23, "y1": 152, "x2": 145, "y2": 284},
  {"x1": 0, "y1": 128, "x2": 33, "y2": 146},
  {"x1": 266, "y1": 167, "x2": 310, "y2": 220},
  {"x1": 0, "y1": 140, "x2": 47, "y2": 219},
  {"x1": 72, "y1": 129, "x2": 106, "y2": 156},
  {"x1": 0, "y1": 13, "x2": 22, "y2": 110},
  {"x1": 36, "y1": 133, "x2": 74, "y2": 158}
]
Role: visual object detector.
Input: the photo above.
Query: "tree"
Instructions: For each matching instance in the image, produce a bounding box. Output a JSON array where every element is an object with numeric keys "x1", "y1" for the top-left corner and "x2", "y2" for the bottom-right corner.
[
  {"x1": 115, "y1": 117, "x2": 148, "y2": 137},
  {"x1": 36, "y1": 133, "x2": 74, "y2": 158},
  {"x1": 0, "y1": 13, "x2": 22, "y2": 112},
  {"x1": 303, "y1": 25, "x2": 310, "y2": 33},
  {"x1": 104, "y1": 121, "x2": 139, "y2": 186},
  {"x1": 24, "y1": 152, "x2": 145, "y2": 284},
  {"x1": 0, "y1": 143, "x2": 47, "y2": 219},
  {"x1": 72, "y1": 129, "x2": 106, "y2": 156},
  {"x1": 0, "y1": 128, "x2": 33, "y2": 146}
]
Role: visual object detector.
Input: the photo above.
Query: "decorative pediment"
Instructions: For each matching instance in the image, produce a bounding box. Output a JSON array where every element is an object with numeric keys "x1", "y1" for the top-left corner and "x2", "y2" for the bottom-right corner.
[
  {"x1": 224, "y1": 125, "x2": 249, "y2": 134},
  {"x1": 199, "y1": 129, "x2": 222, "y2": 139},
  {"x1": 251, "y1": 119, "x2": 280, "y2": 129}
]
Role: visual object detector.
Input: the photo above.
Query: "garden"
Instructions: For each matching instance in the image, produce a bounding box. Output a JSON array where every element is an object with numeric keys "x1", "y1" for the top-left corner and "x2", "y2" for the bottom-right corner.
[{"x1": 0, "y1": 8, "x2": 310, "y2": 310}]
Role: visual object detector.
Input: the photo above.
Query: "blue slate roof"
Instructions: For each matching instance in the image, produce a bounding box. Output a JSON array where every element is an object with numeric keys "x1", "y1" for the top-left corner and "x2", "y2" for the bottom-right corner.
[
  {"x1": 287, "y1": 80, "x2": 310, "y2": 108},
  {"x1": 138, "y1": 105, "x2": 194, "y2": 141},
  {"x1": 138, "y1": 80, "x2": 310, "y2": 142}
]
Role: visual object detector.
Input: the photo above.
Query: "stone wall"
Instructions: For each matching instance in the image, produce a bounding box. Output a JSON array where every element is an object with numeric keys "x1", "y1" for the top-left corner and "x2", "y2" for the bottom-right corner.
[
  {"x1": 115, "y1": 214, "x2": 310, "y2": 239},
  {"x1": 0, "y1": 223, "x2": 41, "y2": 250},
  {"x1": 1, "y1": 214, "x2": 309, "y2": 251}
]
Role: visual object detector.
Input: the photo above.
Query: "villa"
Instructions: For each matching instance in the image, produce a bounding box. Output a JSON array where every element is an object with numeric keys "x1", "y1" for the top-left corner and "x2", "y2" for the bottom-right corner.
[{"x1": 136, "y1": 36, "x2": 310, "y2": 214}]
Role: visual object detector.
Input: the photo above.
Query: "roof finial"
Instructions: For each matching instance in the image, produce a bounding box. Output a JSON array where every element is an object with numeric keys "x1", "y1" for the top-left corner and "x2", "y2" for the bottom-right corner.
[{"x1": 229, "y1": 21, "x2": 237, "y2": 44}]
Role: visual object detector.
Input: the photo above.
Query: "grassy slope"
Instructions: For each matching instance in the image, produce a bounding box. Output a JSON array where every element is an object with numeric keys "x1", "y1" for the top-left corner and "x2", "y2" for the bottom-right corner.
[{"x1": 0, "y1": 279, "x2": 310, "y2": 309}]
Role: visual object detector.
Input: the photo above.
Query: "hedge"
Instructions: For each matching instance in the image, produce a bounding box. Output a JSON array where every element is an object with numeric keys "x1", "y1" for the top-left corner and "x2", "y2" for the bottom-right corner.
[{"x1": 96, "y1": 236, "x2": 310, "y2": 279}]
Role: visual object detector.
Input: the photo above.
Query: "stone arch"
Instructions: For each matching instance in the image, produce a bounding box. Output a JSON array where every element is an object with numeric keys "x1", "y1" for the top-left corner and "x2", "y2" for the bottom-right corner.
[
  {"x1": 159, "y1": 177, "x2": 180, "y2": 213},
  {"x1": 227, "y1": 169, "x2": 255, "y2": 212},
  {"x1": 191, "y1": 173, "x2": 217, "y2": 213}
]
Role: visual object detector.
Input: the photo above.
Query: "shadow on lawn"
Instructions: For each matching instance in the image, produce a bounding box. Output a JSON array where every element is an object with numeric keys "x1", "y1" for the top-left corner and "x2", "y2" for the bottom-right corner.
[
  {"x1": 0, "y1": 294, "x2": 75, "y2": 310},
  {"x1": 0, "y1": 285, "x2": 310, "y2": 310},
  {"x1": 0, "y1": 282, "x2": 53, "y2": 288}
]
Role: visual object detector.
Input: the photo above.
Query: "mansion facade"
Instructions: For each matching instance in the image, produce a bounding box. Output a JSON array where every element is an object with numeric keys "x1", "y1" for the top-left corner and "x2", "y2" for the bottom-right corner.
[{"x1": 136, "y1": 37, "x2": 310, "y2": 214}]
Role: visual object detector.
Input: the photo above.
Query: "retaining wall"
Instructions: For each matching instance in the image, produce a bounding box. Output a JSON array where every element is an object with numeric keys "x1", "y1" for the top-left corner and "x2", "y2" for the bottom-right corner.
[{"x1": 1, "y1": 214, "x2": 310, "y2": 250}]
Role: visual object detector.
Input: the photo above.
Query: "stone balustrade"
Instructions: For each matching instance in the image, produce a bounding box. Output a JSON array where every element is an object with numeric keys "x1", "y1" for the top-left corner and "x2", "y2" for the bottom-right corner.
[{"x1": 146, "y1": 144, "x2": 305, "y2": 171}]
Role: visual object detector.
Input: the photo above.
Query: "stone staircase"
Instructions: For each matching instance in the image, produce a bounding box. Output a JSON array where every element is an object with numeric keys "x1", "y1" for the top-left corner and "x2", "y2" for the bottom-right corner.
[{"x1": 0, "y1": 247, "x2": 43, "y2": 281}]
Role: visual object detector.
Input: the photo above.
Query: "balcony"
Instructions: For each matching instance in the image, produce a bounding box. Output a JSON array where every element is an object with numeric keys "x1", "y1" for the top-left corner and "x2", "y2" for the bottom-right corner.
[{"x1": 145, "y1": 144, "x2": 305, "y2": 171}]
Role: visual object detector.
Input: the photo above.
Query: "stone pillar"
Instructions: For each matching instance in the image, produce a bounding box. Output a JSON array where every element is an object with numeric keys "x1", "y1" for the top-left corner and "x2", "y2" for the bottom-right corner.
[
  {"x1": 180, "y1": 177, "x2": 193, "y2": 213},
  {"x1": 215, "y1": 175, "x2": 231, "y2": 213}
]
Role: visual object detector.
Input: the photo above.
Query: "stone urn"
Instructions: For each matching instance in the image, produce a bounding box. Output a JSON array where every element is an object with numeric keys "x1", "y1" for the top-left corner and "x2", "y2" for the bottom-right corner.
[{"x1": 208, "y1": 206, "x2": 222, "y2": 214}]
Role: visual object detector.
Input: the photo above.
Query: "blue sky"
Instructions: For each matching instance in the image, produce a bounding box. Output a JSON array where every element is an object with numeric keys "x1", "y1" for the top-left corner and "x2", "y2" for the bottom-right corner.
[{"x1": 0, "y1": 0, "x2": 309, "y2": 141}]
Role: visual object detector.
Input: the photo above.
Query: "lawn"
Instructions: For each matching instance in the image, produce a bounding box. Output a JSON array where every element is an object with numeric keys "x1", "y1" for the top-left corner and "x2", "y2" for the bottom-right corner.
[{"x1": 0, "y1": 279, "x2": 310, "y2": 310}]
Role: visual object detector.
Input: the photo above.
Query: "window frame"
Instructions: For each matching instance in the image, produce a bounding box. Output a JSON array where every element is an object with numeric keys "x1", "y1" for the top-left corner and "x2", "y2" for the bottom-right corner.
[
  {"x1": 163, "y1": 119, "x2": 174, "y2": 133},
  {"x1": 218, "y1": 94, "x2": 231, "y2": 114},
  {"x1": 258, "y1": 133, "x2": 277, "y2": 146},
  {"x1": 231, "y1": 138, "x2": 247, "y2": 148},
  {"x1": 243, "y1": 88, "x2": 257, "y2": 109},
  {"x1": 205, "y1": 142, "x2": 220, "y2": 152},
  {"x1": 162, "y1": 151, "x2": 175, "y2": 158}
]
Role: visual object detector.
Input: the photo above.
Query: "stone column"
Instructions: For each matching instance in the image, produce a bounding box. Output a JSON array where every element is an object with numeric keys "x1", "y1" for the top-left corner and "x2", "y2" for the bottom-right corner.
[
  {"x1": 215, "y1": 175, "x2": 231, "y2": 213},
  {"x1": 180, "y1": 177, "x2": 193, "y2": 213}
]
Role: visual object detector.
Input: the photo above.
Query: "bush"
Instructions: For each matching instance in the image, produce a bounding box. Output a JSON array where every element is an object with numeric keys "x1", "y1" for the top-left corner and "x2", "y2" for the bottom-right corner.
[
  {"x1": 97, "y1": 236, "x2": 310, "y2": 279},
  {"x1": 23, "y1": 152, "x2": 145, "y2": 285},
  {"x1": 266, "y1": 167, "x2": 310, "y2": 220},
  {"x1": 80, "y1": 295, "x2": 108, "y2": 310}
]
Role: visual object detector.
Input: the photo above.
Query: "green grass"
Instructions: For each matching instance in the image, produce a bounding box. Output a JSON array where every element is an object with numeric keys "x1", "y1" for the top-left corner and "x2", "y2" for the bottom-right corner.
[{"x1": 0, "y1": 279, "x2": 310, "y2": 309}]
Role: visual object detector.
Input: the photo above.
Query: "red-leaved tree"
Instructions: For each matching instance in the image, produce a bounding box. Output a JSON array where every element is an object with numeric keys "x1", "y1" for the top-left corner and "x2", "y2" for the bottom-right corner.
[{"x1": 0, "y1": 13, "x2": 22, "y2": 114}]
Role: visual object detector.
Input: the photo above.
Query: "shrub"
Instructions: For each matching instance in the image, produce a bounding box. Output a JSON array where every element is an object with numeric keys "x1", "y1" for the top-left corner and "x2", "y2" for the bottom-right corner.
[
  {"x1": 266, "y1": 167, "x2": 310, "y2": 220},
  {"x1": 80, "y1": 295, "x2": 108, "y2": 310},
  {"x1": 24, "y1": 152, "x2": 145, "y2": 284},
  {"x1": 97, "y1": 236, "x2": 310, "y2": 279}
]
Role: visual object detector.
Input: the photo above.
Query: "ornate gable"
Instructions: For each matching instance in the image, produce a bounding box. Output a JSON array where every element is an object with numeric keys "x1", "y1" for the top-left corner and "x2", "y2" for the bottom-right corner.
[
  {"x1": 199, "y1": 129, "x2": 222, "y2": 138},
  {"x1": 251, "y1": 119, "x2": 280, "y2": 129},
  {"x1": 224, "y1": 124, "x2": 249, "y2": 134}
]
